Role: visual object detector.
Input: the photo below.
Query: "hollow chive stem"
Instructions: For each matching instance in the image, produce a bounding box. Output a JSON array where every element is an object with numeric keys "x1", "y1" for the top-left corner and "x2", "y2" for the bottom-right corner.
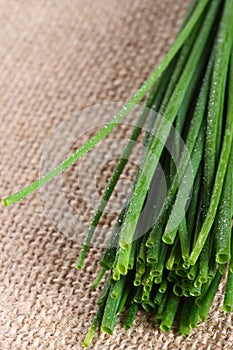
[
  {"x1": 2, "y1": 0, "x2": 210, "y2": 207},
  {"x1": 124, "y1": 303, "x2": 138, "y2": 329},
  {"x1": 160, "y1": 292, "x2": 180, "y2": 332},
  {"x1": 230, "y1": 227, "x2": 233, "y2": 273},
  {"x1": 166, "y1": 237, "x2": 180, "y2": 271},
  {"x1": 204, "y1": 0, "x2": 233, "y2": 199},
  {"x1": 223, "y1": 269, "x2": 233, "y2": 312},
  {"x1": 117, "y1": 284, "x2": 131, "y2": 314},
  {"x1": 198, "y1": 271, "x2": 222, "y2": 322},
  {"x1": 188, "y1": 302, "x2": 200, "y2": 329},
  {"x1": 101, "y1": 280, "x2": 125, "y2": 335},
  {"x1": 189, "y1": 46, "x2": 233, "y2": 265},
  {"x1": 188, "y1": 262, "x2": 199, "y2": 281},
  {"x1": 83, "y1": 280, "x2": 111, "y2": 347},
  {"x1": 83, "y1": 303, "x2": 105, "y2": 348},
  {"x1": 163, "y1": 124, "x2": 205, "y2": 244},
  {"x1": 154, "y1": 291, "x2": 169, "y2": 324},
  {"x1": 215, "y1": 142, "x2": 233, "y2": 264},
  {"x1": 186, "y1": 167, "x2": 202, "y2": 236},
  {"x1": 118, "y1": 0, "x2": 219, "y2": 254},
  {"x1": 150, "y1": 243, "x2": 168, "y2": 279},
  {"x1": 114, "y1": 245, "x2": 132, "y2": 277},
  {"x1": 179, "y1": 298, "x2": 193, "y2": 336},
  {"x1": 159, "y1": 279, "x2": 168, "y2": 294},
  {"x1": 92, "y1": 268, "x2": 106, "y2": 290},
  {"x1": 111, "y1": 275, "x2": 127, "y2": 299},
  {"x1": 196, "y1": 235, "x2": 214, "y2": 286}
]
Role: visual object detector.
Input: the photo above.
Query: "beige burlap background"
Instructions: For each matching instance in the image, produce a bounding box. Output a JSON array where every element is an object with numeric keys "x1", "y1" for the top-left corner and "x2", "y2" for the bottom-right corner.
[{"x1": 1, "y1": 1, "x2": 233, "y2": 349}]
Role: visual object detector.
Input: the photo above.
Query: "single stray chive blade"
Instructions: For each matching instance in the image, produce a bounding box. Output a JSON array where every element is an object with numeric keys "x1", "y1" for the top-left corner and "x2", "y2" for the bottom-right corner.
[{"x1": 2, "y1": 0, "x2": 211, "y2": 206}]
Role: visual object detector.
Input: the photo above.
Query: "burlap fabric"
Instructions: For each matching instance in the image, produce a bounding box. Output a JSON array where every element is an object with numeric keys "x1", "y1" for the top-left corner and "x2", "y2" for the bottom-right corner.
[{"x1": 1, "y1": 1, "x2": 233, "y2": 349}]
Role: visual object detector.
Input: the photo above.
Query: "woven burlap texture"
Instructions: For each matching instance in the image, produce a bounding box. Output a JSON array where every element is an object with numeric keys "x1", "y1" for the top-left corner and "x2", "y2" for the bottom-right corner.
[{"x1": 1, "y1": 1, "x2": 232, "y2": 349}]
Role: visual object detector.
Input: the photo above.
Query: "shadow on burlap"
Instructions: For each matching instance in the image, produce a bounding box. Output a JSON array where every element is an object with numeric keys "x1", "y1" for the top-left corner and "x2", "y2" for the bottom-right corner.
[{"x1": 0, "y1": 1, "x2": 232, "y2": 349}]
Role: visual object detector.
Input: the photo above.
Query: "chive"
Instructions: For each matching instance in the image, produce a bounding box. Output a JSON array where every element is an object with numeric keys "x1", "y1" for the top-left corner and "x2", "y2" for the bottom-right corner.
[
  {"x1": 159, "y1": 279, "x2": 168, "y2": 294},
  {"x1": 195, "y1": 277, "x2": 213, "y2": 307},
  {"x1": 218, "y1": 263, "x2": 226, "y2": 275},
  {"x1": 188, "y1": 281, "x2": 202, "y2": 297},
  {"x1": 112, "y1": 269, "x2": 120, "y2": 281},
  {"x1": 166, "y1": 237, "x2": 180, "y2": 271},
  {"x1": 114, "y1": 246, "x2": 132, "y2": 277},
  {"x1": 178, "y1": 219, "x2": 190, "y2": 263},
  {"x1": 133, "y1": 286, "x2": 143, "y2": 304},
  {"x1": 154, "y1": 291, "x2": 169, "y2": 324},
  {"x1": 214, "y1": 142, "x2": 233, "y2": 264},
  {"x1": 134, "y1": 274, "x2": 142, "y2": 287},
  {"x1": 117, "y1": 285, "x2": 130, "y2": 314},
  {"x1": 198, "y1": 272, "x2": 222, "y2": 322},
  {"x1": 167, "y1": 271, "x2": 177, "y2": 283},
  {"x1": 124, "y1": 303, "x2": 138, "y2": 329},
  {"x1": 83, "y1": 304, "x2": 105, "y2": 348},
  {"x1": 223, "y1": 269, "x2": 233, "y2": 312},
  {"x1": 188, "y1": 302, "x2": 200, "y2": 329},
  {"x1": 189, "y1": 0, "x2": 233, "y2": 266},
  {"x1": 179, "y1": 299, "x2": 193, "y2": 336},
  {"x1": 98, "y1": 209, "x2": 124, "y2": 270},
  {"x1": 208, "y1": 249, "x2": 217, "y2": 278},
  {"x1": 101, "y1": 281, "x2": 124, "y2": 335},
  {"x1": 163, "y1": 124, "x2": 205, "y2": 244},
  {"x1": 187, "y1": 262, "x2": 199, "y2": 281},
  {"x1": 230, "y1": 227, "x2": 233, "y2": 273},
  {"x1": 146, "y1": 240, "x2": 161, "y2": 265},
  {"x1": 92, "y1": 268, "x2": 106, "y2": 290},
  {"x1": 142, "y1": 288, "x2": 151, "y2": 303},
  {"x1": 186, "y1": 166, "x2": 202, "y2": 237},
  {"x1": 111, "y1": 275, "x2": 127, "y2": 299},
  {"x1": 150, "y1": 243, "x2": 167, "y2": 278},
  {"x1": 97, "y1": 278, "x2": 112, "y2": 306},
  {"x1": 160, "y1": 292, "x2": 180, "y2": 332},
  {"x1": 204, "y1": 0, "x2": 232, "y2": 198},
  {"x1": 142, "y1": 300, "x2": 156, "y2": 314},
  {"x1": 83, "y1": 280, "x2": 111, "y2": 347},
  {"x1": 128, "y1": 239, "x2": 138, "y2": 270},
  {"x1": 154, "y1": 289, "x2": 163, "y2": 305},
  {"x1": 173, "y1": 283, "x2": 183, "y2": 297},
  {"x1": 175, "y1": 262, "x2": 188, "y2": 278},
  {"x1": 137, "y1": 236, "x2": 147, "y2": 265}
]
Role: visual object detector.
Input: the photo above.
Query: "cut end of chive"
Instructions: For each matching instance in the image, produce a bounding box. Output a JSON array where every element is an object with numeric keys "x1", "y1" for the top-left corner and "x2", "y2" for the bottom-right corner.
[
  {"x1": 222, "y1": 305, "x2": 232, "y2": 313},
  {"x1": 113, "y1": 270, "x2": 120, "y2": 281},
  {"x1": 145, "y1": 240, "x2": 154, "y2": 249},
  {"x1": 101, "y1": 326, "x2": 113, "y2": 335},
  {"x1": 162, "y1": 232, "x2": 176, "y2": 245},
  {"x1": 116, "y1": 264, "x2": 127, "y2": 275},
  {"x1": 82, "y1": 327, "x2": 96, "y2": 348},
  {"x1": 92, "y1": 268, "x2": 106, "y2": 289},
  {"x1": 2, "y1": 198, "x2": 9, "y2": 206},
  {"x1": 119, "y1": 241, "x2": 131, "y2": 250},
  {"x1": 182, "y1": 261, "x2": 190, "y2": 269},
  {"x1": 160, "y1": 323, "x2": 171, "y2": 333},
  {"x1": 179, "y1": 327, "x2": 191, "y2": 337},
  {"x1": 76, "y1": 258, "x2": 84, "y2": 270},
  {"x1": 216, "y1": 253, "x2": 230, "y2": 264}
]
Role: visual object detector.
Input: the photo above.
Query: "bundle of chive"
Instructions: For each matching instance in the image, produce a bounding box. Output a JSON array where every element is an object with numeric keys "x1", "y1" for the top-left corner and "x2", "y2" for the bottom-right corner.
[{"x1": 2, "y1": 0, "x2": 233, "y2": 347}]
